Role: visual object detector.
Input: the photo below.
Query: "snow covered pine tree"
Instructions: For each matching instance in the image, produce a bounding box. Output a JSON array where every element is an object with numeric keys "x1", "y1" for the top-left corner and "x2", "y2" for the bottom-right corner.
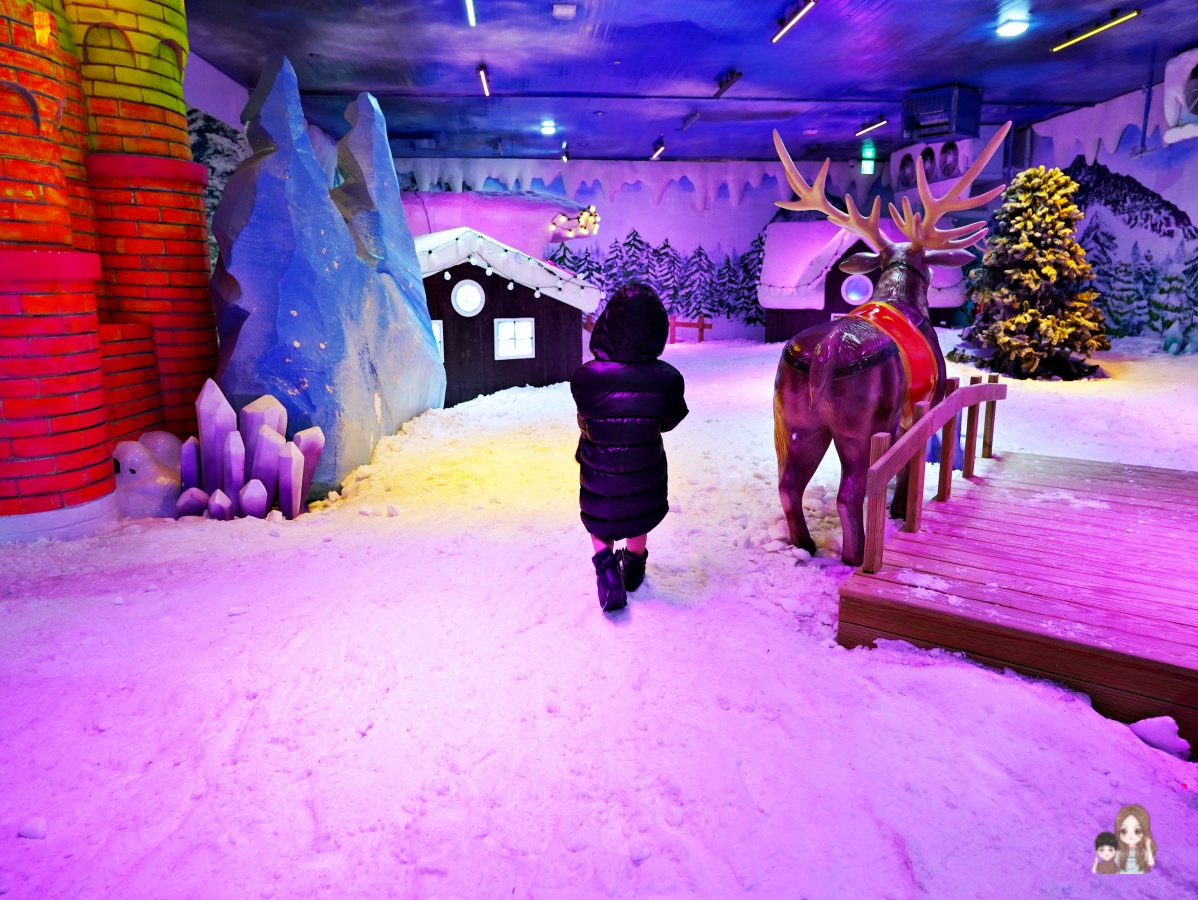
[{"x1": 966, "y1": 166, "x2": 1109, "y2": 378}]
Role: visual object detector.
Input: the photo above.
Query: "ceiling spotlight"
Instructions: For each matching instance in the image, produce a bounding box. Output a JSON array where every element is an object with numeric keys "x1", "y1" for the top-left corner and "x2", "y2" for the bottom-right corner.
[
  {"x1": 561, "y1": 143, "x2": 570, "y2": 162},
  {"x1": 713, "y1": 70, "x2": 743, "y2": 99},
  {"x1": 1052, "y1": 8, "x2": 1141, "y2": 52},
  {"x1": 771, "y1": 0, "x2": 816, "y2": 44},
  {"x1": 680, "y1": 111, "x2": 701, "y2": 132},
  {"x1": 855, "y1": 118, "x2": 887, "y2": 137},
  {"x1": 477, "y1": 64, "x2": 490, "y2": 97},
  {"x1": 541, "y1": 119, "x2": 557, "y2": 135},
  {"x1": 465, "y1": 0, "x2": 477, "y2": 27},
  {"x1": 650, "y1": 137, "x2": 665, "y2": 160},
  {"x1": 996, "y1": 15, "x2": 1029, "y2": 37}
]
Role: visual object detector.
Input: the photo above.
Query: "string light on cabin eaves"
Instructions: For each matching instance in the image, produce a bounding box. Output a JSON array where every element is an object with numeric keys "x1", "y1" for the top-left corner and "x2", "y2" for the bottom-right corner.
[{"x1": 549, "y1": 206, "x2": 601, "y2": 237}]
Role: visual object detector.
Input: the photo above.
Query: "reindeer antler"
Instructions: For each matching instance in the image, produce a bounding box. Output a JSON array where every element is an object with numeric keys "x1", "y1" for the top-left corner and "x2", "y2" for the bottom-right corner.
[
  {"x1": 773, "y1": 130, "x2": 891, "y2": 253},
  {"x1": 889, "y1": 121, "x2": 1013, "y2": 250}
]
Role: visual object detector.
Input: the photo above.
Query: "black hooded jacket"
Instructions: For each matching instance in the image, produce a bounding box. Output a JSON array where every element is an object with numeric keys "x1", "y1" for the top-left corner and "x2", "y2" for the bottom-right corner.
[{"x1": 571, "y1": 285, "x2": 688, "y2": 541}]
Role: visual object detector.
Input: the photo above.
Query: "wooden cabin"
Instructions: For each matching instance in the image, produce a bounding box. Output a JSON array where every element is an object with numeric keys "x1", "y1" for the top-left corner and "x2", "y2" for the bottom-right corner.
[
  {"x1": 414, "y1": 228, "x2": 602, "y2": 407},
  {"x1": 757, "y1": 220, "x2": 969, "y2": 342}
]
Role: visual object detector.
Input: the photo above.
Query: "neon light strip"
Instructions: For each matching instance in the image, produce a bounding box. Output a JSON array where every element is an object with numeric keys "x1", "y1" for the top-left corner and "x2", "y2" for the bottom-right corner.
[
  {"x1": 855, "y1": 119, "x2": 887, "y2": 137},
  {"x1": 650, "y1": 143, "x2": 665, "y2": 160},
  {"x1": 771, "y1": 0, "x2": 816, "y2": 44},
  {"x1": 1052, "y1": 9, "x2": 1140, "y2": 52},
  {"x1": 465, "y1": 0, "x2": 477, "y2": 27},
  {"x1": 477, "y1": 65, "x2": 490, "y2": 97}
]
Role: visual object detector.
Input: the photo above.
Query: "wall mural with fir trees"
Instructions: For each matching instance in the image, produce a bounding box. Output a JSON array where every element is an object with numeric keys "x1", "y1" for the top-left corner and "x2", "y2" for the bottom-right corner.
[
  {"x1": 546, "y1": 229, "x2": 766, "y2": 325},
  {"x1": 1041, "y1": 128, "x2": 1198, "y2": 355}
]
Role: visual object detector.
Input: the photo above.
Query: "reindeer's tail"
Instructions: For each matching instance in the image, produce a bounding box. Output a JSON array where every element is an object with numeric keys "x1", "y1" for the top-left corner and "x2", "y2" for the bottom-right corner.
[{"x1": 807, "y1": 334, "x2": 835, "y2": 410}]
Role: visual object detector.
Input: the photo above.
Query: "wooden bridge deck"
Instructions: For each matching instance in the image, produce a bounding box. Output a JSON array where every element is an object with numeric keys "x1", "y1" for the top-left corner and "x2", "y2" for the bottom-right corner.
[{"x1": 838, "y1": 451, "x2": 1198, "y2": 746}]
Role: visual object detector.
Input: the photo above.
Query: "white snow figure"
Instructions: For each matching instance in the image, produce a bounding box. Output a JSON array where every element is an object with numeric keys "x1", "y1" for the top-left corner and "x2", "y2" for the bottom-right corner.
[{"x1": 113, "y1": 436, "x2": 183, "y2": 519}]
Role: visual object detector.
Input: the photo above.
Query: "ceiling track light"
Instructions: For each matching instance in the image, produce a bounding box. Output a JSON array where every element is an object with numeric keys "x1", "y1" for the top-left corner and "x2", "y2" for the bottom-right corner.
[
  {"x1": 465, "y1": 0, "x2": 477, "y2": 27},
  {"x1": 650, "y1": 136, "x2": 665, "y2": 160},
  {"x1": 679, "y1": 111, "x2": 701, "y2": 132},
  {"x1": 561, "y1": 141, "x2": 570, "y2": 162},
  {"x1": 713, "y1": 70, "x2": 743, "y2": 99},
  {"x1": 855, "y1": 118, "x2": 887, "y2": 137},
  {"x1": 771, "y1": 0, "x2": 816, "y2": 44},
  {"x1": 477, "y1": 64, "x2": 490, "y2": 97},
  {"x1": 1052, "y1": 8, "x2": 1141, "y2": 52}
]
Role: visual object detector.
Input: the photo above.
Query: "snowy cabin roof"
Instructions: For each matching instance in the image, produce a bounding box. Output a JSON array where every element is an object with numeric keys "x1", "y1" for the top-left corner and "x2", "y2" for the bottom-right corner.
[
  {"x1": 413, "y1": 227, "x2": 602, "y2": 313},
  {"x1": 757, "y1": 221, "x2": 854, "y2": 310},
  {"x1": 757, "y1": 221, "x2": 967, "y2": 310}
]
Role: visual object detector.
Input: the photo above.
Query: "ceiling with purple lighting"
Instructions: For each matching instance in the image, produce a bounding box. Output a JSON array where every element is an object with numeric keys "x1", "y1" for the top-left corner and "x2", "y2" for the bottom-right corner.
[{"x1": 185, "y1": 0, "x2": 1198, "y2": 161}]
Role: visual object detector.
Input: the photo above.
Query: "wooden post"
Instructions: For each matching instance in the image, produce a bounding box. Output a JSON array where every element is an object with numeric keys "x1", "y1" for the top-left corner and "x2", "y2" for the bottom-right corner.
[
  {"x1": 903, "y1": 401, "x2": 930, "y2": 532},
  {"x1": 697, "y1": 314, "x2": 706, "y2": 343},
  {"x1": 936, "y1": 378, "x2": 958, "y2": 502},
  {"x1": 862, "y1": 432, "x2": 892, "y2": 574},
  {"x1": 668, "y1": 315, "x2": 677, "y2": 344},
  {"x1": 982, "y1": 373, "x2": 999, "y2": 458},
  {"x1": 962, "y1": 375, "x2": 982, "y2": 478}
]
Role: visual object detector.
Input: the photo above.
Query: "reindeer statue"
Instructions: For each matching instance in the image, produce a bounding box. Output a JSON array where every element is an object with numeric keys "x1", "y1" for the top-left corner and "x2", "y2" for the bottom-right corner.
[{"x1": 771, "y1": 122, "x2": 1011, "y2": 567}]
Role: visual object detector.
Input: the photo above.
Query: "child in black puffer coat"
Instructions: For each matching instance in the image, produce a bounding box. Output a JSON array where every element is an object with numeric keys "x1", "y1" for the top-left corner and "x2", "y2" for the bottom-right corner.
[{"x1": 571, "y1": 282, "x2": 688, "y2": 612}]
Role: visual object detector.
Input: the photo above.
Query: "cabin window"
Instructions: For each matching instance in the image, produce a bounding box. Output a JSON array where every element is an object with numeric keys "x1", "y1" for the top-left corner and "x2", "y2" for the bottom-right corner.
[
  {"x1": 841, "y1": 273, "x2": 873, "y2": 305},
  {"x1": 431, "y1": 319, "x2": 444, "y2": 361},
  {"x1": 494, "y1": 318, "x2": 535, "y2": 360},
  {"x1": 451, "y1": 279, "x2": 485, "y2": 317}
]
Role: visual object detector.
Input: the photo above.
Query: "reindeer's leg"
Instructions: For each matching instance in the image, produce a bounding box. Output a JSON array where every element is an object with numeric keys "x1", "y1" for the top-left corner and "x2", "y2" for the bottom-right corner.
[
  {"x1": 777, "y1": 424, "x2": 831, "y2": 553},
  {"x1": 889, "y1": 426, "x2": 908, "y2": 519},
  {"x1": 832, "y1": 433, "x2": 873, "y2": 568}
]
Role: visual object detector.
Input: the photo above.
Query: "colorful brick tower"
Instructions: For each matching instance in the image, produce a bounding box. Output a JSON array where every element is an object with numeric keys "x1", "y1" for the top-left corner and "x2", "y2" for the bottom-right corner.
[
  {"x1": 65, "y1": 0, "x2": 216, "y2": 436},
  {"x1": 0, "y1": 0, "x2": 114, "y2": 532},
  {"x1": 0, "y1": 0, "x2": 219, "y2": 539}
]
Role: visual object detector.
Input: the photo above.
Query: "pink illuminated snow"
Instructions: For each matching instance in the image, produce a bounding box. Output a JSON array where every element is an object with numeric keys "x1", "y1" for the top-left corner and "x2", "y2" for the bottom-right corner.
[{"x1": 1, "y1": 335, "x2": 1197, "y2": 897}]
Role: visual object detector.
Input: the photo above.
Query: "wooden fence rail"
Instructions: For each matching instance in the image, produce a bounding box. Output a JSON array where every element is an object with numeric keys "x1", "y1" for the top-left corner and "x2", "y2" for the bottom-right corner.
[{"x1": 862, "y1": 373, "x2": 1007, "y2": 573}]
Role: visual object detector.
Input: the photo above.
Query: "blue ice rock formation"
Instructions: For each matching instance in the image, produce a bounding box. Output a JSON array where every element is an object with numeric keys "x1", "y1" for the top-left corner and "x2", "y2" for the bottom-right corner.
[
  {"x1": 211, "y1": 55, "x2": 445, "y2": 498},
  {"x1": 332, "y1": 94, "x2": 446, "y2": 437}
]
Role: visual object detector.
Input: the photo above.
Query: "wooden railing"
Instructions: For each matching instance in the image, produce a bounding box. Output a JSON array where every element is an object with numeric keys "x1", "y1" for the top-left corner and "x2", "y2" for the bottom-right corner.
[
  {"x1": 862, "y1": 373, "x2": 1007, "y2": 573},
  {"x1": 668, "y1": 314, "x2": 712, "y2": 343}
]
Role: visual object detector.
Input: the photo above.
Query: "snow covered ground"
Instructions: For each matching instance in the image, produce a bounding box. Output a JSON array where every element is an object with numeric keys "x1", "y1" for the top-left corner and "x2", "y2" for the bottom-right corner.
[{"x1": 2, "y1": 335, "x2": 1197, "y2": 898}]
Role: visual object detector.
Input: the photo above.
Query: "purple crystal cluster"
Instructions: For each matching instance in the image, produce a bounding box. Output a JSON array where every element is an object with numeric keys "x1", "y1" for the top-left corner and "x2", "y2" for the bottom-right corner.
[{"x1": 176, "y1": 379, "x2": 326, "y2": 521}]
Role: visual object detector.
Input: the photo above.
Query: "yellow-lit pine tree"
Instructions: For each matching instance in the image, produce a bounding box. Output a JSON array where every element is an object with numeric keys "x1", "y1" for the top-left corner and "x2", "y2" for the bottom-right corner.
[{"x1": 965, "y1": 166, "x2": 1110, "y2": 378}]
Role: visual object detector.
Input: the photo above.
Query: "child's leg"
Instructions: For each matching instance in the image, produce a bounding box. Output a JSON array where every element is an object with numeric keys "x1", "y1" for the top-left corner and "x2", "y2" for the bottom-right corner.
[
  {"x1": 588, "y1": 531, "x2": 626, "y2": 612},
  {"x1": 621, "y1": 533, "x2": 649, "y2": 591}
]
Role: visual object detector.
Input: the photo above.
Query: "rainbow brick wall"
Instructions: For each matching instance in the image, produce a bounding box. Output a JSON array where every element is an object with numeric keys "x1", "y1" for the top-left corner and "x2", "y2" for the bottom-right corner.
[
  {"x1": 1, "y1": 0, "x2": 218, "y2": 524},
  {"x1": 98, "y1": 320, "x2": 164, "y2": 443},
  {"x1": 0, "y1": 252, "x2": 114, "y2": 516},
  {"x1": 0, "y1": 0, "x2": 74, "y2": 248}
]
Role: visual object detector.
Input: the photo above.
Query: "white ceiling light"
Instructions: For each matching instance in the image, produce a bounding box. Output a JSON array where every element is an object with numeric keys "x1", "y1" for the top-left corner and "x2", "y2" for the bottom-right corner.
[
  {"x1": 541, "y1": 119, "x2": 557, "y2": 135},
  {"x1": 552, "y1": 4, "x2": 577, "y2": 20},
  {"x1": 997, "y1": 15, "x2": 1029, "y2": 37},
  {"x1": 464, "y1": 0, "x2": 477, "y2": 27}
]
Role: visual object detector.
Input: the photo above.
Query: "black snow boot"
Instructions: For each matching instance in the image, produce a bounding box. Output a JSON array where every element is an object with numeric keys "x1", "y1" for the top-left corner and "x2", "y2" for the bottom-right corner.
[
  {"x1": 619, "y1": 548, "x2": 648, "y2": 592},
  {"x1": 592, "y1": 548, "x2": 627, "y2": 612}
]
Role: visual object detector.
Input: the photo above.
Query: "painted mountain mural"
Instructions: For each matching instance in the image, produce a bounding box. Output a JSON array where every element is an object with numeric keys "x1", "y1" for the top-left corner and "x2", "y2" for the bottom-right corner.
[
  {"x1": 1067, "y1": 156, "x2": 1198, "y2": 351},
  {"x1": 1064, "y1": 156, "x2": 1198, "y2": 243}
]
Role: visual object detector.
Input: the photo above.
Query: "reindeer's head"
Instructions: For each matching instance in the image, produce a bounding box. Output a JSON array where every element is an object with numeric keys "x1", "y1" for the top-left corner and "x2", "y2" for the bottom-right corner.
[{"x1": 773, "y1": 123, "x2": 1012, "y2": 310}]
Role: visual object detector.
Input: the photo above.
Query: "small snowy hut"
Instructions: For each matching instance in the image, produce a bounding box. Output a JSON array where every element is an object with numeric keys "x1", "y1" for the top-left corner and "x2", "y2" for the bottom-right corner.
[
  {"x1": 415, "y1": 228, "x2": 603, "y2": 407},
  {"x1": 757, "y1": 220, "x2": 970, "y2": 342}
]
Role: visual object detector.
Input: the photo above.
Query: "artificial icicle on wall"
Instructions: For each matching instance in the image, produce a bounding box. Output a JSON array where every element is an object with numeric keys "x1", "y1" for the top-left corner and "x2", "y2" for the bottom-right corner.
[
  {"x1": 210, "y1": 55, "x2": 446, "y2": 498},
  {"x1": 394, "y1": 156, "x2": 882, "y2": 332}
]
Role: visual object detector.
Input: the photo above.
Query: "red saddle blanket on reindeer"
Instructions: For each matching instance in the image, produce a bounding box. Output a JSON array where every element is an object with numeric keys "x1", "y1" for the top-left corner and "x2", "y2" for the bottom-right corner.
[{"x1": 848, "y1": 301, "x2": 938, "y2": 425}]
